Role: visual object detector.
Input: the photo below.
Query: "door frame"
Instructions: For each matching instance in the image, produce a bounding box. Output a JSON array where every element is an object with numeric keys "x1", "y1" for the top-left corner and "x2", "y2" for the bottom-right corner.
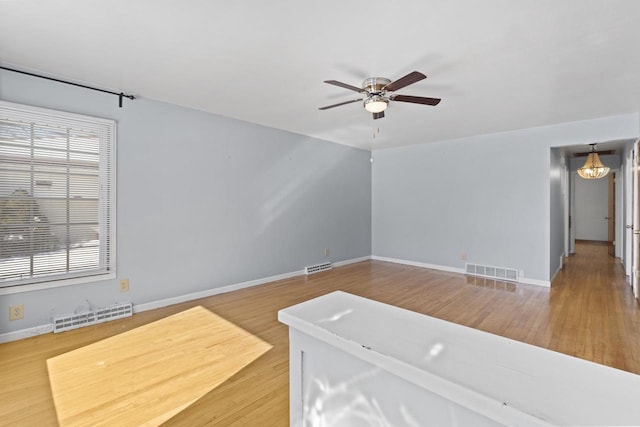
[
  {"x1": 607, "y1": 172, "x2": 616, "y2": 257},
  {"x1": 632, "y1": 140, "x2": 640, "y2": 298}
]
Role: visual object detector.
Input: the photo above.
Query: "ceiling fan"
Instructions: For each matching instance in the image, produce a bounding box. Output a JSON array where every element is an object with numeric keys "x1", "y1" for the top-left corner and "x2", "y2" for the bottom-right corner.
[{"x1": 318, "y1": 71, "x2": 441, "y2": 120}]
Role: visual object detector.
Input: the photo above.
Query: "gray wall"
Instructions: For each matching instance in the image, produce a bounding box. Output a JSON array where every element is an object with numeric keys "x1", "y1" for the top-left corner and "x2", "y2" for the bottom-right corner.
[
  {"x1": 0, "y1": 69, "x2": 372, "y2": 333},
  {"x1": 574, "y1": 175, "x2": 609, "y2": 241},
  {"x1": 372, "y1": 114, "x2": 638, "y2": 283}
]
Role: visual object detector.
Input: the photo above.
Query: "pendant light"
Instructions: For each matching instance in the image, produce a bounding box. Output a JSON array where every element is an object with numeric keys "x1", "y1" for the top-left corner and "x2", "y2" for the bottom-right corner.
[{"x1": 577, "y1": 144, "x2": 610, "y2": 179}]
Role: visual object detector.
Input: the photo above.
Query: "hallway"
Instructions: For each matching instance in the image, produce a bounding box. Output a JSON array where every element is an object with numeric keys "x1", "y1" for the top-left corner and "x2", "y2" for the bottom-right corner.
[{"x1": 545, "y1": 241, "x2": 640, "y2": 373}]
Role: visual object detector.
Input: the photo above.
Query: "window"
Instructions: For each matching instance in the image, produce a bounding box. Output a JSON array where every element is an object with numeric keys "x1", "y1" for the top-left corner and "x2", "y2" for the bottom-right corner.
[{"x1": 0, "y1": 101, "x2": 115, "y2": 293}]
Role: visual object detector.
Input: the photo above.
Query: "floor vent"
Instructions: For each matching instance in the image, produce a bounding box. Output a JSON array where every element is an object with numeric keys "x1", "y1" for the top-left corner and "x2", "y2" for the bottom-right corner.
[
  {"x1": 465, "y1": 263, "x2": 518, "y2": 282},
  {"x1": 53, "y1": 302, "x2": 133, "y2": 333},
  {"x1": 305, "y1": 262, "x2": 333, "y2": 275}
]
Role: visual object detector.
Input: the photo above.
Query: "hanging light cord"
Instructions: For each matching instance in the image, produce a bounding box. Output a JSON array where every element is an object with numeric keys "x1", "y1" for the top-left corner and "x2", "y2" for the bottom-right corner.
[{"x1": 0, "y1": 65, "x2": 135, "y2": 107}]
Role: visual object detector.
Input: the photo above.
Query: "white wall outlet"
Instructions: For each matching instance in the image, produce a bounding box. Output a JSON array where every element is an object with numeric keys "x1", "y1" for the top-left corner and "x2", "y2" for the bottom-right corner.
[
  {"x1": 119, "y1": 279, "x2": 130, "y2": 292},
  {"x1": 460, "y1": 251, "x2": 468, "y2": 261},
  {"x1": 324, "y1": 248, "x2": 329, "y2": 256},
  {"x1": 9, "y1": 304, "x2": 24, "y2": 321}
]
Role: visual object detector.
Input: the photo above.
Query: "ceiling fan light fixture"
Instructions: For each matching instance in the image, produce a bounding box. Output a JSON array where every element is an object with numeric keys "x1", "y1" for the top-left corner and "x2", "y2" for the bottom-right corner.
[
  {"x1": 577, "y1": 145, "x2": 610, "y2": 179},
  {"x1": 364, "y1": 96, "x2": 388, "y2": 113}
]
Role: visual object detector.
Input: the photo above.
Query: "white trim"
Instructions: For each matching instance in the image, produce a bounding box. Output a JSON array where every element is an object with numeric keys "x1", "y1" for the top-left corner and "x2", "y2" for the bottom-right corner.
[
  {"x1": 333, "y1": 255, "x2": 371, "y2": 267},
  {"x1": 0, "y1": 100, "x2": 116, "y2": 293},
  {"x1": 549, "y1": 266, "x2": 562, "y2": 286},
  {"x1": 372, "y1": 255, "x2": 551, "y2": 288},
  {"x1": 0, "y1": 256, "x2": 372, "y2": 343},
  {"x1": 0, "y1": 323, "x2": 53, "y2": 344},
  {"x1": 371, "y1": 255, "x2": 465, "y2": 274},
  {"x1": 133, "y1": 269, "x2": 305, "y2": 313},
  {"x1": 0, "y1": 272, "x2": 116, "y2": 295},
  {"x1": 518, "y1": 276, "x2": 551, "y2": 288},
  {"x1": 136, "y1": 256, "x2": 372, "y2": 313},
  {"x1": 549, "y1": 254, "x2": 565, "y2": 286},
  {"x1": 0, "y1": 100, "x2": 115, "y2": 126}
]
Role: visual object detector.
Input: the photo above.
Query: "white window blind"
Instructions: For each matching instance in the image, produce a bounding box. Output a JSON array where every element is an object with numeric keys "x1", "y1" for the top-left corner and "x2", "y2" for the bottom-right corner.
[{"x1": 0, "y1": 101, "x2": 115, "y2": 289}]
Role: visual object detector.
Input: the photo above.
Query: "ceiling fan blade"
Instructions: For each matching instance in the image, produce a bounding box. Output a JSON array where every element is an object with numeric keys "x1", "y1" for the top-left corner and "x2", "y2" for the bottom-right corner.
[
  {"x1": 373, "y1": 111, "x2": 385, "y2": 120},
  {"x1": 318, "y1": 98, "x2": 363, "y2": 110},
  {"x1": 323, "y1": 80, "x2": 364, "y2": 93},
  {"x1": 383, "y1": 71, "x2": 426, "y2": 92},
  {"x1": 390, "y1": 94, "x2": 441, "y2": 106}
]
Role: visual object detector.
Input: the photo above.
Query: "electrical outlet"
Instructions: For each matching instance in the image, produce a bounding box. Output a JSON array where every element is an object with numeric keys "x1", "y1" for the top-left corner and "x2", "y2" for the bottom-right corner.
[
  {"x1": 9, "y1": 305, "x2": 24, "y2": 321},
  {"x1": 119, "y1": 279, "x2": 129, "y2": 292},
  {"x1": 460, "y1": 251, "x2": 468, "y2": 261},
  {"x1": 324, "y1": 248, "x2": 329, "y2": 256}
]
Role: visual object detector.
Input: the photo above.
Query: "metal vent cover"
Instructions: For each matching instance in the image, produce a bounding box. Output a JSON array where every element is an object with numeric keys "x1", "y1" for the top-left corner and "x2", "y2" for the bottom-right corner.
[
  {"x1": 53, "y1": 302, "x2": 133, "y2": 333},
  {"x1": 465, "y1": 263, "x2": 518, "y2": 282},
  {"x1": 305, "y1": 262, "x2": 333, "y2": 275}
]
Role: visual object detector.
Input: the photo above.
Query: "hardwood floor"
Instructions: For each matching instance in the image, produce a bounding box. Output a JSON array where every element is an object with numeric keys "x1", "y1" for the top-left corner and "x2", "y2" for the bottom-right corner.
[{"x1": 1, "y1": 241, "x2": 638, "y2": 426}]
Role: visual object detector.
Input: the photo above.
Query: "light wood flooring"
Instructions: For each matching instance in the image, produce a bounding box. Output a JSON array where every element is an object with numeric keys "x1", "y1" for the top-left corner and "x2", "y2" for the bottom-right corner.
[{"x1": 1, "y1": 241, "x2": 639, "y2": 426}]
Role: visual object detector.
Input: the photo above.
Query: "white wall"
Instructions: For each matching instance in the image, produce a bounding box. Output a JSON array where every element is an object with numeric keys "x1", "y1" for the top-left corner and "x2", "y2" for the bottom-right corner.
[
  {"x1": 372, "y1": 114, "x2": 639, "y2": 283},
  {"x1": 574, "y1": 175, "x2": 609, "y2": 241},
  {"x1": 0, "y1": 69, "x2": 372, "y2": 334}
]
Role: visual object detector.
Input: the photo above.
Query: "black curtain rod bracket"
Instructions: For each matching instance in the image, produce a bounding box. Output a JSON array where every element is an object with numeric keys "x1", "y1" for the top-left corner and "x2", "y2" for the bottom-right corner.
[{"x1": 0, "y1": 65, "x2": 135, "y2": 108}]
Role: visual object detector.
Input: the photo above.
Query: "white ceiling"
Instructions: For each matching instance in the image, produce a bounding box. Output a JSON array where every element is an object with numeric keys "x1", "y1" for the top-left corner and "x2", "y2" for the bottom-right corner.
[{"x1": 1, "y1": 0, "x2": 640, "y2": 151}]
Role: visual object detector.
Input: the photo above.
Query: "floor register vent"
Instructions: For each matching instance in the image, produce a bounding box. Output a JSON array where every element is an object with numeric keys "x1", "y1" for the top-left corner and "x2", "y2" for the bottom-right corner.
[
  {"x1": 305, "y1": 262, "x2": 333, "y2": 275},
  {"x1": 465, "y1": 263, "x2": 518, "y2": 282},
  {"x1": 53, "y1": 303, "x2": 133, "y2": 333}
]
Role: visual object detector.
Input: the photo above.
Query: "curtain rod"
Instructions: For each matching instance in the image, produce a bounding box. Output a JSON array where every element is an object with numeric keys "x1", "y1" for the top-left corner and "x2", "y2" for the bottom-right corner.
[{"x1": 0, "y1": 65, "x2": 135, "y2": 107}]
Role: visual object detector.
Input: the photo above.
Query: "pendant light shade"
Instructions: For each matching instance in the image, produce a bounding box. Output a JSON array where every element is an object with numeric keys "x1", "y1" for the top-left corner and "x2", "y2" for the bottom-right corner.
[{"x1": 577, "y1": 145, "x2": 610, "y2": 179}]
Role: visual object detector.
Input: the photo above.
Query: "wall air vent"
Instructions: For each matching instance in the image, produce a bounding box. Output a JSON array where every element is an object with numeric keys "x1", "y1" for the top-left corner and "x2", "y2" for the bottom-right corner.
[
  {"x1": 53, "y1": 302, "x2": 133, "y2": 333},
  {"x1": 305, "y1": 262, "x2": 333, "y2": 275},
  {"x1": 465, "y1": 263, "x2": 518, "y2": 282}
]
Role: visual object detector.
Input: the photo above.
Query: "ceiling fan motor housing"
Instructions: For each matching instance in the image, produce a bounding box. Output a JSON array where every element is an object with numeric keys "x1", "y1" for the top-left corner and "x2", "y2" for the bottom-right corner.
[{"x1": 362, "y1": 77, "x2": 391, "y2": 94}]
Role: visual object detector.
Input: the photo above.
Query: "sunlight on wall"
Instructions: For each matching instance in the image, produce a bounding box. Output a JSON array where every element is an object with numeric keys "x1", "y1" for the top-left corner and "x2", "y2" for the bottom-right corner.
[
  {"x1": 256, "y1": 142, "x2": 351, "y2": 235},
  {"x1": 46, "y1": 306, "x2": 272, "y2": 426}
]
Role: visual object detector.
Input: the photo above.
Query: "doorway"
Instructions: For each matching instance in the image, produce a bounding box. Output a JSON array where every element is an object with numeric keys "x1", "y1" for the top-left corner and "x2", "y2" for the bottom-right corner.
[
  {"x1": 572, "y1": 170, "x2": 615, "y2": 251},
  {"x1": 563, "y1": 141, "x2": 630, "y2": 266}
]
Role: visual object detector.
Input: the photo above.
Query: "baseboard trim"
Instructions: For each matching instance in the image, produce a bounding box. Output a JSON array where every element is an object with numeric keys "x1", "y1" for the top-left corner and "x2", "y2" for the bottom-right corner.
[
  {"x1": 547, "y1": 253, "x2": 566, "y2": 287},
  {"x1": 371, "y1": 255, "x2": 551, "y2": 288},
  {"x1": 0, "y1": 323, "x2": 53, "y2": 344},
  {"x1": 371, "y1": 255, "x2": 465, "y2": 275},
  {"x1": 519, "y1": 277, "x2": 551, "y2": 288},
  {"x1": 0, "y1": 255, "x2": 372, "y2": 344},
  {"x1": 133, "y1": 269, "x2": 305, "y2": 313},
  {"x1": 334, "y1": 255, "x2": 371, "y2": 267},
  {"x1": 135, "y1": 256, "x2": 373, "y2": 313}
]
